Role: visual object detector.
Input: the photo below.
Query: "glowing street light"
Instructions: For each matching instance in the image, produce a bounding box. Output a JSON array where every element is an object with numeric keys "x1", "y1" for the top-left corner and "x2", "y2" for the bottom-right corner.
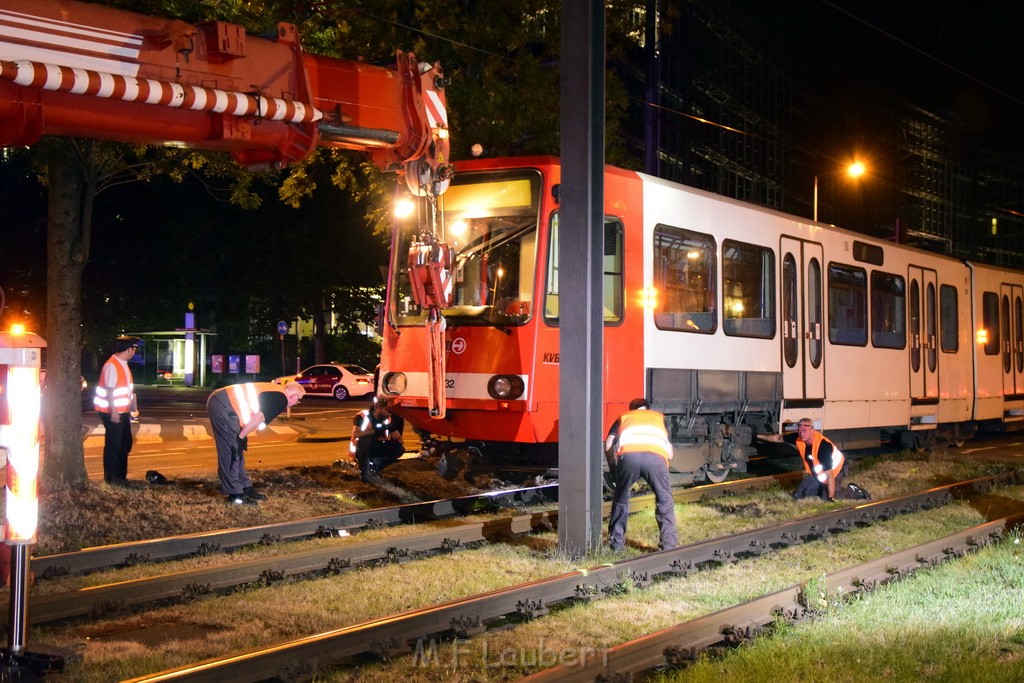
[{"x1": 814, "y1": 160, "x2": 868, "y2": 223}]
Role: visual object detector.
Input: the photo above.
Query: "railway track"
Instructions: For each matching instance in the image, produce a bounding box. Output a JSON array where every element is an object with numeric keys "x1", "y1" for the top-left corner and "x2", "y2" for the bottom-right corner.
[
  {"x1": 32, "y1": 473, "x2": 796, "y2": 581},
  {"x1": 521, "y1": 508, "x2": 1024, "y2": 682},
  {"x1": 10, "y1": 474, "x2": 800, "y2": 628},
  {"x1": 115, "y1": 472, "x2": 1017, "y2": 682},
  {"x1": 31, "y1": 484, "x2": 561, "y2": 579}
]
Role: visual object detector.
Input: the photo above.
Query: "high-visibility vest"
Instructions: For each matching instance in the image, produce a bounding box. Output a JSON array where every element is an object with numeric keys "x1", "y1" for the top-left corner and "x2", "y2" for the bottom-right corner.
[
  {"x1": 614, "y1": 409, "x2": 673, "y2": 462},
  {"x1": 794, "y1": 431, "x2": 844, "y2": 483},
  {"x1": 349, "y1": 408, "x2": 395, "y2": 456},
  {"x1": 93, "y1": 356, "x2": 133, "y2": 414},
  {"x1": 225, "y1": 382, "x2": 279, "y2": 432}
]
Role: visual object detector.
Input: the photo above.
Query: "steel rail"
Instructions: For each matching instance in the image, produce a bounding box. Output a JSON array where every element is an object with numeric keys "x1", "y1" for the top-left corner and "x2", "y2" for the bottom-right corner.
[
  {"x1": 124, "y1": 473, "x2": 1015, "y2": 682},
  {"x1": 522, "y1": 510, "x2": 1024, "y2": 682},
  {"x1": 9, "y1": 509, "x2": 559, "y2": 628},
  {"x1": 13, "y1": 474, "x2": 800, "y2": 626},
  {"x1": 31, "y1": 473, "x2": 798, "y2": 580},
  {"x1": 31, "y1": 484, "x2": 560, "y2": 579}
]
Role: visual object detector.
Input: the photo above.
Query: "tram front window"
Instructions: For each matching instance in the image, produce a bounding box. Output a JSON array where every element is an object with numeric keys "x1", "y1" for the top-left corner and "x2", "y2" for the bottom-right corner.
[{"x1": 391, "y1": 171, "x2": 541, "y2": 327}]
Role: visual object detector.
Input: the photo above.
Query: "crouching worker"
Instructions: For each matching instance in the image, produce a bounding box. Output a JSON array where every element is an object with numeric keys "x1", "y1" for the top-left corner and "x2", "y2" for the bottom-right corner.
[
  {"x1": 351, "y1": 398, "x2": 405, "y2": 483},
  {"x1": 759, "y1": 417, "x2": 868, "y2": 501},
  {"x1": 207, "y1": 381, "x2": 305, "y2": 504},
  {"x1": 606, "y1": 398, "x2": 679, "y2": 552}
]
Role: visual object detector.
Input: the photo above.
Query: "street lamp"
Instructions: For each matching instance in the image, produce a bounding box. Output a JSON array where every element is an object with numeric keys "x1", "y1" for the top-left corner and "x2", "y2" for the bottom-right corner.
[{"x1": 814, "y1": 160, "x2": 867, "y2": 222}]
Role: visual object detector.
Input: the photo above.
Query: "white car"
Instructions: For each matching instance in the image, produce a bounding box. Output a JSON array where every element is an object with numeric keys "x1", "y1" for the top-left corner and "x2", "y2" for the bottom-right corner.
[{"x1": 273, "y1": 363, "x2": 375, "y2": 401}]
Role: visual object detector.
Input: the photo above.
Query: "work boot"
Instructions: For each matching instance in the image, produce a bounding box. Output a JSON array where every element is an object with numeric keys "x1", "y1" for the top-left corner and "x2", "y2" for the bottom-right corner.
[
  {"x1": 361, "y1": 462, "x2": 383, "y2": 485},
  {"x1": 226, "y1": 494, "x2": 257, "y2": 505},
  {"x1": 243, "y1": 486, "x2": 267, "y2": 501}
]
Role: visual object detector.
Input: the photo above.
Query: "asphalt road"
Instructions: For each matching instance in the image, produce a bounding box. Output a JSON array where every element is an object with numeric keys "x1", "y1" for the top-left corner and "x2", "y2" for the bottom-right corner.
[{"x1": 78, "y1": 386, "x2": 380, "y2": 482}]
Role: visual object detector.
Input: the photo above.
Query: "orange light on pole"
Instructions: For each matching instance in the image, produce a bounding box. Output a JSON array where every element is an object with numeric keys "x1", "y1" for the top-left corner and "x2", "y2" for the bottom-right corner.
[
  {"x1": 0, "y1": 327, "x2": 49, "y2": 663},
  {"x1": 813, "y1": 160, "x2": 868, "y2": 223},
  {"x1": 3, "y1": 365, "x2": 40, "y2": 544},
  {"x1": 0, "y1": 328, "x2": 43, "y2": 545}
]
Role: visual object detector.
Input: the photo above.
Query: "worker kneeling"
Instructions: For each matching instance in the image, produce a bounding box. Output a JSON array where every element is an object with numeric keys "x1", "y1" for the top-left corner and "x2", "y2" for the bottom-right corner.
[
  {"x1": 350, "y1": 398, "x2": 405, "y2": 483},
  {"x1": 760, "y1": 417, "x2": 870, "y2": 502}
]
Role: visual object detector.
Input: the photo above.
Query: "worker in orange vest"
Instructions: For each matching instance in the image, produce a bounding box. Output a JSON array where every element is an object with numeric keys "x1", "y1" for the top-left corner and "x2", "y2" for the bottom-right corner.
[
  {"x1": 206, "y1": 381, "x2": 305, "y2": 504},
  {"x1": 606, "y1": 398, "x2": 678, "y2": 551},
  {"x1": 760, "y1": 417, "x2": 869, "y2": 501},
  {"x1": 93, "y1": 336, "x2": 141, "y2": 484}
]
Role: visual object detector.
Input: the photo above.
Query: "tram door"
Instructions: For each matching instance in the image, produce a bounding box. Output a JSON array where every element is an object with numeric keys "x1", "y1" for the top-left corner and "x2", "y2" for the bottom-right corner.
[
  {"x1": 908, "y1": 266, "x2": 939, "y2": 400},
  {"x1": 999, "y1": 283, "x2": 1024, "y2": 396},
  {"x1": 781, "y1": 238, "x2": 824, "y2": 401}
]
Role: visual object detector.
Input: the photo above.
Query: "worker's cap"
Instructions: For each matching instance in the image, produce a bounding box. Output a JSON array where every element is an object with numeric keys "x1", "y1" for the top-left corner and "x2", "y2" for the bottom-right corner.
[
  {"x1": 115, "y1": 336, "x2": 143, "y2": 352},
  {"x1": 628, "y1": 397, "x2": 650, "y2": 410}
]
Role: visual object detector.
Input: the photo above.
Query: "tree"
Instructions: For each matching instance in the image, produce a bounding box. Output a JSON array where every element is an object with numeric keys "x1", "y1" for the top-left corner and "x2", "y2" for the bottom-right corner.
[
  {"x1": 14, "y1": 0, "x2": 646, "y2": 486},
  {"x1": 42, "y1": 140, "x2": 96, "y2": 485},
  {"x1": 40, "y1": 139, "x2": 271, "y2": 484}
]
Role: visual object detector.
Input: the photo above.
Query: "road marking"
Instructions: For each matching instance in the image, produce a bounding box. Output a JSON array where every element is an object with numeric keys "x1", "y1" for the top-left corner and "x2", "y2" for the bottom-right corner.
[
  {"x1": 183, "y1": 424, "x2": 209, "y2": 441},
  {"x1": 135, "y1": 424, "x2": 162, "y2": 444},
  {"x1": 83, "y1": 422, "x2": 297, "y2": 445},
  {"x1": 265, "y1": 424, "x2": 297, "y2": 436}
]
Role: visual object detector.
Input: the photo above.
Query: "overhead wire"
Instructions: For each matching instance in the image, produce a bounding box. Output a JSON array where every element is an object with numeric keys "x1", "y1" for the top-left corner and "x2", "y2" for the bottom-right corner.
[{"x1": 817, "y1": 0, "x2": 1024, "y2": 108}]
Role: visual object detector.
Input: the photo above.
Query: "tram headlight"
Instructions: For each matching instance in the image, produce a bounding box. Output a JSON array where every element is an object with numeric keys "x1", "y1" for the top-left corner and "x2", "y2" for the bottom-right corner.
[
  {"x1": 487, "y1": 375, "x2": 524, "y2": 400},
  {"x1": 380, "y1": 372, "x2": 407, "y2": 396}
]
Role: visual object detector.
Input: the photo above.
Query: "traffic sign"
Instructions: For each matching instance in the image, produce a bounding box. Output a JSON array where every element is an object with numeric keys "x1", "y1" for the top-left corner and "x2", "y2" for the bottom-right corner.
[{"x1": 277, "y1": 321, "x2": 288, "y2": 335}]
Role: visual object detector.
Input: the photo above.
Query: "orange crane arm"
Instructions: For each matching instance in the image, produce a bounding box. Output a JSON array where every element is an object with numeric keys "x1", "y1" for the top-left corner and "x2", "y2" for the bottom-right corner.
[{"x1": 0, "y1": 0, "x2": 451, "y2": 190}]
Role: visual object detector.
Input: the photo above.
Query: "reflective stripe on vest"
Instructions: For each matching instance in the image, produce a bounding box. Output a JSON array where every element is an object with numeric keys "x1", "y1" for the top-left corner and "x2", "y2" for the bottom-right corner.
[
  {"x1": 350, "y1": 411, "x2": 372, "y2": 455},
  {"x1": 795, "y1": 431, "x2": 843, "y2": 482},
  {"x1": 350, "y1": 410, "x2": 392, "y2": 455},
  {"x1": 226, "y1": 382, "x2": 277, "y2": 432},
  {"x1": 93, "y1": 356, "x2": 133, "y2": 413},
  {"x1": 614, "y1": 409, "x2": 672, "y2": 461}
]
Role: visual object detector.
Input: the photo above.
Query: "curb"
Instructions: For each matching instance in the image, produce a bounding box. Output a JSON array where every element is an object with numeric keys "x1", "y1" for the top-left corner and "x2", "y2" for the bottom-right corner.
[{"x1": 297, "y1": 432, "x2": 348, "y2": 443}]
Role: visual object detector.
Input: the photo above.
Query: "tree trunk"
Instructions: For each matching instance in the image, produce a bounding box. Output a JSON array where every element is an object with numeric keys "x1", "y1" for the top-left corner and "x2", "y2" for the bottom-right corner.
[{"x1": 42, "y1": 141, "x2": 90, "y2": 486}]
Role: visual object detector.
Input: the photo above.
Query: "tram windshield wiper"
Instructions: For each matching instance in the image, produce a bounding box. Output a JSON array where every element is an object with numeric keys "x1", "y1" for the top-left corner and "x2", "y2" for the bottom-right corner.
[{"x1": 453, "y1": 219, "x2": 536, "y2": 266}]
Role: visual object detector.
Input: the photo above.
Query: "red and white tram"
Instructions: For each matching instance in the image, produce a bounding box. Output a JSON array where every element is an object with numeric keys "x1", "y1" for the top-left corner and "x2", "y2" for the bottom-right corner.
[{"x1": 378, "y1": 155, "x2": 1019, "y2": 482}]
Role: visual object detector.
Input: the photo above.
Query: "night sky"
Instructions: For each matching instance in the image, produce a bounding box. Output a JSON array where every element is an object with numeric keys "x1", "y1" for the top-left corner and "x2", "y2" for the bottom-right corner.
[{"x1": 743, "y1": 0, "x2": 1024, "y2": 151}]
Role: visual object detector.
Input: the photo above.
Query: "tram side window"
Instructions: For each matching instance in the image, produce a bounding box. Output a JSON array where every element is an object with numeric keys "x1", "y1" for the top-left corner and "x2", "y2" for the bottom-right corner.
[
  {"x1": 870, "y1": 271, "x2": 906, "y2": 349},
  {"x1": 939, "y1": 284, "x2": 959, "y2": 352},
  {"x1": 653, "y1": 225, "x2": 716, "y2": 333},
  {"x1": 543, "y1": 213, "x2": 624, "y2": 325},
  {"x1": 982, "y1": 291, "x2": 1000, "y2": 355},
  {"x1": 827, "y1": 263, "x2": 867, "y2": 345},
  {"x1": 722, "y1": 240, "x2": 775, "y2": 338}
]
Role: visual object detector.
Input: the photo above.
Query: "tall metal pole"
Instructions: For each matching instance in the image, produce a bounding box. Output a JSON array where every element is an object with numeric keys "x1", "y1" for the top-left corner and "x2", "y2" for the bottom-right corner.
[
  {"x1": 558, "y1": 0, "x2": 605, "y2": 556},
  {"x1": 643, "y1": 0, "x2": 660, "y2": 176},
  {"x1": 813, "y1": 174, "x2": 819, "y2": 222},
  {"x1": 6, "y1": 546, "x2": 29, "y2": 653}
]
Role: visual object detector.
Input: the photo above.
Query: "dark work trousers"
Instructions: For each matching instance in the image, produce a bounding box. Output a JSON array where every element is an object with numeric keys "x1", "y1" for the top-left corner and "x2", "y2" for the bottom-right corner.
[
  {"x1": 356, "y1": 438, "x2": 404, "y2": 477},
  {"x1": 207, "y1": 391, "x2": 253, "y2": 496},
  {"x1": 793, "y1": 462, "x2": 850, "y2": 500},
  {"x1": 99, "y1": 411, "x2": 133, "y2": 481},
  {"x1": 607, "y1": 451, "x2": 678, "y2": 551}
]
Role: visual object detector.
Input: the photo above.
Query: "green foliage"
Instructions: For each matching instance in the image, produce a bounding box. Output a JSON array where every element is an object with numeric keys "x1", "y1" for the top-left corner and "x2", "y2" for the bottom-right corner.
[
  {"x1": 7, "y1": 0, "x2": 650, "y2": 367},
  {"x1": 798, "y1": 573, "x2": 846, "y2": 614}
]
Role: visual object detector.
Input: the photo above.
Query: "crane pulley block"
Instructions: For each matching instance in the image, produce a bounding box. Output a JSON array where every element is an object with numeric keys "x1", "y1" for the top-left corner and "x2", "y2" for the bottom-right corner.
[{"x1": 407, "y1": 237, "x2": 455, "y2": 310}]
